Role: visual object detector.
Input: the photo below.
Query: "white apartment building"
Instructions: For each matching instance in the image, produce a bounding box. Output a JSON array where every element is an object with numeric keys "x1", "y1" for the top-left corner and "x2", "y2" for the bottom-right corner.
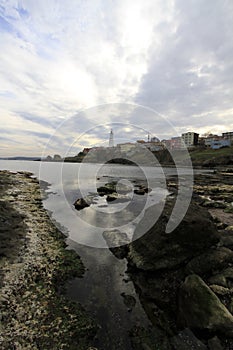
[{"x1": 181, "y1": 132, "x2": 199, "y2": 147}]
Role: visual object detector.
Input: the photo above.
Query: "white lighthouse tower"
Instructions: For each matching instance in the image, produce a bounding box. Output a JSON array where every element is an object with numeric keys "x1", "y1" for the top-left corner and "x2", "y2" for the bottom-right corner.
[{"x1": 109, "y1": 129, "x2": 114, "y2": 147}]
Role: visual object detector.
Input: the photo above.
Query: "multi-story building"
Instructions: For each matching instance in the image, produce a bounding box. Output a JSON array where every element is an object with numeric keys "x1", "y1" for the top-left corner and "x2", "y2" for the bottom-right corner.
[
  {"x1": 181, "y1": 132, "x2": 199, "y2": 147},
  {"x1": 204, "y1": 134, "x2": 220, "y2": 147},
  {"x1": 210, "y1": 139, "x2": 231, "y2": 149},
  {"x1": 222, "y1": 132, "x2": 233, "y2": 144}
]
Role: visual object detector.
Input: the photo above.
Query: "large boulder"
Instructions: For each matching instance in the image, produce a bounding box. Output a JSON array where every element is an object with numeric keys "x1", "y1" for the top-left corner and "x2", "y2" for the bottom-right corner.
[
  {"x1": 128, "y1": 199, "x2": 219, "y2": 271},
  {"x1": 178, "y1": 274, "x2": 233, "y2": 336}
]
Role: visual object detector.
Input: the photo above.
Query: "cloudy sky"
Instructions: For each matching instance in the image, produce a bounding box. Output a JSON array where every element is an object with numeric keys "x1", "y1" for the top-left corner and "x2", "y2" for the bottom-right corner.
[{"x1": 0, "y1": 0, "x2": 233, "y2": 157}]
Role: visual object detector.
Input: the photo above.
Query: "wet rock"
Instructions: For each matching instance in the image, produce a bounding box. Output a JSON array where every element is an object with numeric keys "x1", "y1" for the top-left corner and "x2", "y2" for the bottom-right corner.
[
  {"x1": 178, "y1": 274, "x2": 233, "y2": 336},
  {"x1": 106, "y1": 193, "x2": 130, "y2": 203},
  {"x1": 97, "y1": 182, "x2": 116, "y2": 196},
  {"x1": 74, "y1": 196, "x2": 95, "y2": 210},
  {"x1": 128, "y1": 199, "x2": 219, "y2": 271},
  {"x1": 120, "y1": 292, "x2": 136, "y2": 311},
  {"x1": 170, "y1": 328, "x2": 207, "y2": 350},
  {"x1": 185, "y1": 247, "x2": 233, "y2": 276}
]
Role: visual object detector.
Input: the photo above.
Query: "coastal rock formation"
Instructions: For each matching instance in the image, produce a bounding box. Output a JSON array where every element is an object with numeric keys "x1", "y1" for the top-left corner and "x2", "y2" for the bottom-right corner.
[
  {"x1": 128, "y1": 199, "x2": 219, "y2": 271},
  {"x1": 122, "y1": 170, "x2": 233, "y2": 350}
]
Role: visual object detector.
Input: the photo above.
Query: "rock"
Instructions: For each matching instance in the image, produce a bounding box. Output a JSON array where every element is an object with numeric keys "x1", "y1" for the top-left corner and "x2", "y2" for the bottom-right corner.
[
  {"x1": 73, "y1": 196, "x2": 94, "y2": 210},
  {"x1": 202, "y1": 201, "x2": 227, "y2": 209},
  {"x1": 103, "y1": 229, "x2": 130, "y2": 259},
  {"x1": 208, "y1": 336, "x2": 223, "y2": 350},
  {"x1": 209, "y1": 284, "x2": 231, "y2": 296},
  {"x1": 178, "y1": 274, "x2": 233, "y2": 336},
  {"x1": 128, "y1": 199, "x2": 219, "y2": 271},
  {"x1": 220, "y1": 231, "x2": 233, "y2": 249},
  {"x1": 106, "y1": 193, "x2": 130, "y2": 203},
  {"x1": 97, "y1": 183, "x2": 116, "y2": 196},
  {"x1": 185, "y1": 247, "x2": 233, "y2": 276},
  {"x1": 208, "y1": 267, "x2": 233, "y2": 288},
  {"x1": 170, "y1": 328, "x2": 207, "y2": 350},
  {"x1": 120, "y1": 292, "x2": 136, "y2": 311}
]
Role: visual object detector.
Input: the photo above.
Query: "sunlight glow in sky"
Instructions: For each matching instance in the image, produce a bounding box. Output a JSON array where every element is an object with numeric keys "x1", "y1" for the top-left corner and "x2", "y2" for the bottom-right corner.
[{"x1": 0, "y1": 0, "x2": 233, "y2": 156}]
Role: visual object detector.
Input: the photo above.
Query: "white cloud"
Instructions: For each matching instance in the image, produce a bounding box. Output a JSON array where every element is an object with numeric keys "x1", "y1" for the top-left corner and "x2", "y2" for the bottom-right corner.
[{"x1": 0, "y1": 0, "x2": 232, "y2": 156}]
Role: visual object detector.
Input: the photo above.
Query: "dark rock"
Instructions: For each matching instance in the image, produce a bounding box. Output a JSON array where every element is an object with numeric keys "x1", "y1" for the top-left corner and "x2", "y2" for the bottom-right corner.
[
  {"x1": 106, "y1": 192, "x2": 130, "y2": 203},
  {"x1": 120, "y1": 292, "x2": 136, "y2": 311},
  {"x1": 74, "y1": 197, "x2": 93, "y2": 210},
  {"x1": 170, "y1": 328, "x2": 207, "y2": 350},
  {"x1": 185, "y1": 247, "x2": 233, "y2": 276},
  {"x1": 178, "y1": 274, "x2": 233, "y2": 336},
  {"x1": 208, "y1": 336, "x2": 223, "y2": 350},
  {"x1": 128, "y1": 199, "x2": 219, "y2": 271},
  {"x1": 208, "y1": 267, "x2": 233, "y2": 288},
  {"x1": 97, "y1": 183, "x2": 116, "y2": 196}
]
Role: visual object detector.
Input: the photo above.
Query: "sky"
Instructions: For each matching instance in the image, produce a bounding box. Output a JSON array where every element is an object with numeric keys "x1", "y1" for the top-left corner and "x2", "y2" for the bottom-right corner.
[{"x1": 0, "y1": 0, "x2": 233, "y2": 157}]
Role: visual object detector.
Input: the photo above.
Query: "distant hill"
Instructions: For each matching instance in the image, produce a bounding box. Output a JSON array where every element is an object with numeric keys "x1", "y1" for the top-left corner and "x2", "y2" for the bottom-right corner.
[{"x1": 0, "y1": 156, "x2": 41, "y2": 161}]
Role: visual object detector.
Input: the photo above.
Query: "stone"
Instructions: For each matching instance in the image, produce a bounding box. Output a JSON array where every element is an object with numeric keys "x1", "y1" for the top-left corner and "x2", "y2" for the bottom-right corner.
[
  {"x1": 185, "y1": 247, "x2": 233, "y2": 276},
  {"x1": 178, "y1": 274, "x2": 233, "y2": 336},
  {"x1": 202, "y1": 201, "x2": 227, "y2": 209},
  {"x1": 128, "y1": 199, "x2": 219, "y2": 271},
  {"x1": 73, "y1": 197, "x2": 93, "y2": 210},
  {"x1": 120, "y1": 292, "x2": 136, "y2": 311},
  {"x1": 170, "y1": 328, "x2": 207, "y2": 350},
  {"x1": 106, "y1": 193, "x2": 130, "y2": 203},
  {"x1": 209, "y1": 284, "x2": 231, "y2": 296}
]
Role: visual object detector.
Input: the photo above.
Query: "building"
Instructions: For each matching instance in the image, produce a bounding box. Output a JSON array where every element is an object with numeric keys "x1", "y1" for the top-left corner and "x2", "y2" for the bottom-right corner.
[
  {"x1": 210, "y1": 139, "x2": 231, "y2": 149},
  {"x1": 181, "y1": 132, "x2": 199, "y2": 147},
  {"x1": 170, "y1": 137, "x2": 185, "y2": 150},
  {"x1": 204, "y1": 134, "x2": 220, "y2": 147},
  {"x1": 109, "y1": 129, "x2": 114, "y2": 147},
  {"x1": 222, "y1": 132, "x2": 233, "y2": 144}
]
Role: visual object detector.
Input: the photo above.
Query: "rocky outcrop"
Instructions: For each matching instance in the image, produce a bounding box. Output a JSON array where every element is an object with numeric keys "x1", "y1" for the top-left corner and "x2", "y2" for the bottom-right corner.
[
  {"x1": 128, "y1": 199, "x2": 219, "y2": 271},
  {"x1": 122, "y1": 170, "x2": 233, "y2": 350}
]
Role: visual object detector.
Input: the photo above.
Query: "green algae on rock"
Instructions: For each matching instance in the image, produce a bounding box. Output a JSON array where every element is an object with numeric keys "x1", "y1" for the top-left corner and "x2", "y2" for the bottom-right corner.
[{"x1": 0, "y1": 171, "x2": 97, "y2": 350}]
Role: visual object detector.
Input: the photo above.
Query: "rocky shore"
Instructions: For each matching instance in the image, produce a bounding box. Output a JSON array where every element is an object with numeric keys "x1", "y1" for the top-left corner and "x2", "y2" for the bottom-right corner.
[
  {"x1": 123, "y1": 168, "x2": 233, "y2": 350},
  {"x1": 0, "y1": 171, "x2": 97, "y2": 350}
]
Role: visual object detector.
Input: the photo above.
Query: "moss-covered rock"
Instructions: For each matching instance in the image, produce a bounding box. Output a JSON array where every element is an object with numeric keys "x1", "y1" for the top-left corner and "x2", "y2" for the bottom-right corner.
[{"x1": 178, "y1": 274, "x2": 233, "y2": 336}]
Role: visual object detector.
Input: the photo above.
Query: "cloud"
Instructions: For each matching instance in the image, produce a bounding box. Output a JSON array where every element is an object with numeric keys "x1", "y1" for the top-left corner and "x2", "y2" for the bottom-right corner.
[
  {"x1": 0, "y1": 0, "x2": 232, "y2": 156},
  {"x1": 136, "y1": 0, "x2": 233, "y2": 135}
]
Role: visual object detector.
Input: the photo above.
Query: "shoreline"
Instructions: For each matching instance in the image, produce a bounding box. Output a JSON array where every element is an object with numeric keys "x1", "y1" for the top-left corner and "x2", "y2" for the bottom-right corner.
[{"x1": 0, "y1": 170, "x2": 97, "y2": 349}]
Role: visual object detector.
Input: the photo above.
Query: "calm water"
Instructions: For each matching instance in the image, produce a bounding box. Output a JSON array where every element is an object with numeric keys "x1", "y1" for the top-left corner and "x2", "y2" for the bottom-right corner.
[{"x1": 0, "y1": 160, "x2": 209, "y2": 349}]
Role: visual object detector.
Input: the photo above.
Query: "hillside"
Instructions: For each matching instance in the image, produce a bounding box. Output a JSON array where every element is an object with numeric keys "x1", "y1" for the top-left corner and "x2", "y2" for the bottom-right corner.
[{"x1": 190, "y1": 146, "x2": 233, "y2": 167}]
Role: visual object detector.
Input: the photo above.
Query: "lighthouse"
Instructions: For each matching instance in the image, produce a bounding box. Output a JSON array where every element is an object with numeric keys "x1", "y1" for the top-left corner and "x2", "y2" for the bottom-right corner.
[{"x1": 109, "y1": 129, "x2": 114, "y2": 147}]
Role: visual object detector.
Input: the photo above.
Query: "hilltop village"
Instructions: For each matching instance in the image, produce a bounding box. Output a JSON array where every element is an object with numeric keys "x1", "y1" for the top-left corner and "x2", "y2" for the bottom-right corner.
[{"x1": 63, "y1": 130, "x2": 233, "y2": 166}]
